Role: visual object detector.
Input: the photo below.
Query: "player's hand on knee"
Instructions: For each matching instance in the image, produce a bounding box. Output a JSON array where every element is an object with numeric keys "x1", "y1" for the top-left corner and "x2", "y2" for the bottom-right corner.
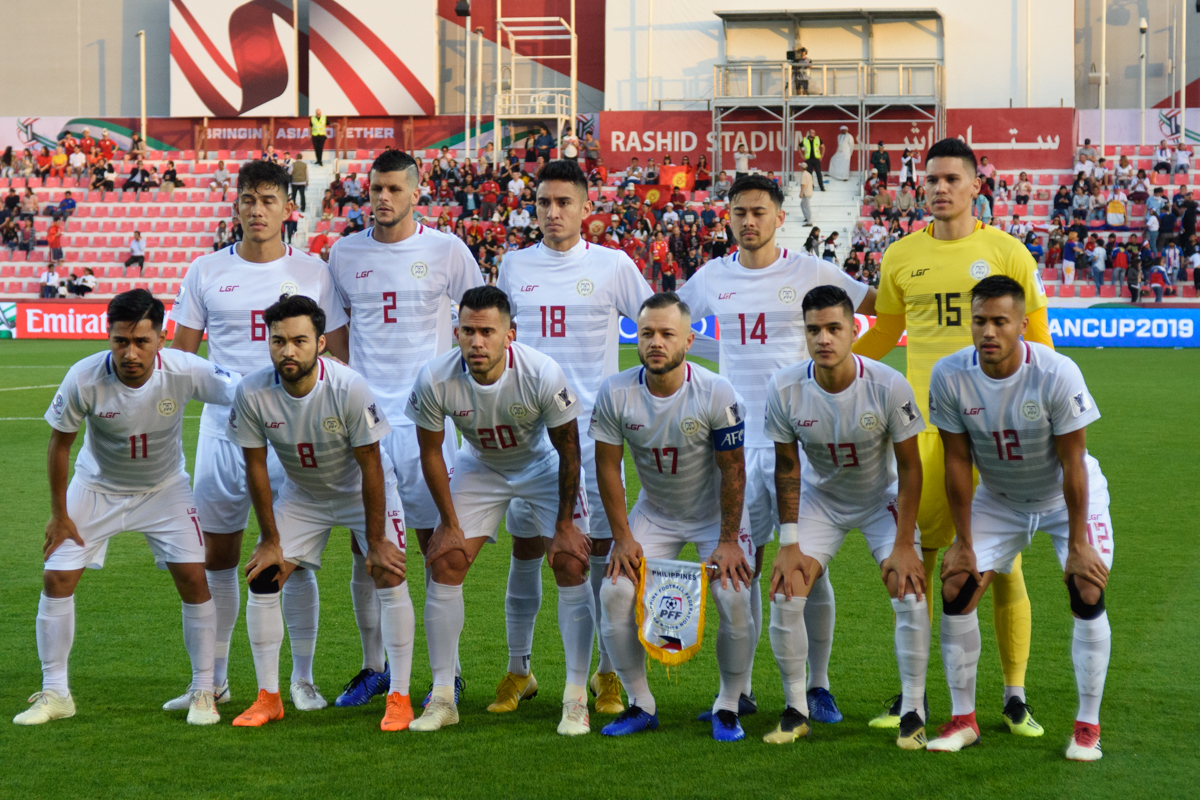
[
  {"x1": 426, "y1": 522, "x2": 469, "y2": 566},
  {"x1": 367, "y1": 539, "x2": 407, "y2": 581},
  {"x1": 245, "y1": 540, "x2": 285, "y2": 586},
  {"x1": 768, "y1": 544, "x2": 812, "y2": 599},
  {"x1": 547, "y1": 521, "x2": 591, "y2": 572},
  {"x1": 606, "y1": 537, "x2": 642, "y2": 583},
  {"x1": 939, "y1": 539, "x2": 981, "y2": 585},
  {"x1": 881, "y1": 547, "x2": 926, "y2": 601},
  {"x1": 707, "y1": 540, "x2": 753, "y2": 591},
  {"x1": 43, "y1": 514, "x2": 84, "y2": 559},
  {"x1": 1064, "y1": 545, "x2": 1109, "y2": 591}
]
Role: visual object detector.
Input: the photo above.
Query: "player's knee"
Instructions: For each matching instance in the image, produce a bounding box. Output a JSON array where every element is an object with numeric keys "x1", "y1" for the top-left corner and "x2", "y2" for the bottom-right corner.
[
  {"x1": 712, "y1": 584, "x2": 752, "y2": 632},
  {"x1": 247, "y1": 565, "x2": 281, "y2": 595},
  {"x1": 552, "y1": 556, "x2": 587, "y2": 585},
  {"x1": 599, "y1": 576, "x2": 636, "y2": 620},
  {"x1": 1067, "y1": 575, "x2": 1105, "y2": 619},
  {"x1": 941, "y1": 573, "x2": 978, "y2": 615},
  {"x1": 431, "y1": 551, "x2": 470, "y2": 583}
]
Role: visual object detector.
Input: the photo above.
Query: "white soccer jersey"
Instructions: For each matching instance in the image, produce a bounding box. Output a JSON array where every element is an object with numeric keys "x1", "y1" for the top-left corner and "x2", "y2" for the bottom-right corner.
[
  {"x1": 677, "y1": 248, "x2": 869, "y2": 448},
  {"x1": 495, "y1": 238, "x2": 653, "y2": 415},
  {"x1": 229, "y1": 358, "x2": 391, "y2": 502},
  {"x1": 170, "y1": 243, "x2": 350, "y2": 440},
  {"x1": 764, "y1": 355, "x2": 924, "y2": 519},
  {"x1": 405, "y1": 341, "x2": 582, "y2": 476},
  {"x1": 46, "y1": 349, "x2": 239, "y2": 494},
  {"x1": 327, "y1": 224, "x2": 484, "y2": 424},
  {"x1": 929, "y1": 342, "x2": 1103, "y2": 513},
  {"x1": 589, "y1": 362, "x2": 746, "y2": 528}
]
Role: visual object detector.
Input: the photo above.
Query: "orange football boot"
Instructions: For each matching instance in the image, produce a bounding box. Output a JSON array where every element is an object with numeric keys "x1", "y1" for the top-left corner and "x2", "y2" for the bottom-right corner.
[
  {"x1": 381, "y1": 693, "x2": 414, "y2": 732},
  {"x1": 231, "y1": 689, "x2": 285, "y2": 727}
]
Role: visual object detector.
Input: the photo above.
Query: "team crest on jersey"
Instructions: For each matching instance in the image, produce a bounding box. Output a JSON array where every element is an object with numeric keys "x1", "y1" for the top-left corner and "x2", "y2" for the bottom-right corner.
[
  {"x1": 858, "y1": 411, "x2": 880, "y2": 431},
  {"x1": 410, "y1": 260, "x2": 430, "y2": 279},
  {"x1": 51, "y1": 392, "x2": 65, "y2": 415},
  {"x1": 509, "y1": 403, "x2": 528, "y2": 419},
  {"x1": 778, "y1": 285, "x2": 798, "y2": 304},
  {"x1": 969, "y1": 260, "x2": 991, "y2": 280},
  {"x1": 322, "y1": 416, "x2": 343, "y2": 433},
  {"x1": 575, "y1": 278, "x2": 595, "y2": 297},
  {"x1": 157, "y1": 398, "x2": 178, "y2": 416},
  {"x1": 898, "y1": 401, "x2": 919, "y2": 426},
  {"x1": 1021, "y1": 401, "x2": 1042, "y2": 421},
  {"x1": 279, "y1": 281, "x2": 300, "y2": 297},
  {"x1": 680, "y1": 417, "x2": 701, "y2": 436}
]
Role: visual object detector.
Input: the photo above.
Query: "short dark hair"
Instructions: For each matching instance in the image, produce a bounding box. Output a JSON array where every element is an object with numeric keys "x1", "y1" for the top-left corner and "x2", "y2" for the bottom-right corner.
[
  {"x1": 263, "y1": 294, "x2": 326, "y2": 337},
  {"x1": 371, "y1": 149, "x2": 419, "y2": 185},
  {"x1": 801, "y1": 285, "x2": 855, "y2": 320},
  {"x1": 459, "y1": 285, "x2": 512, "y2": 320},
  {"x1": 638, "y1": 291, "x2": 691, "y2": 320},
  {"x1": 236, "y1": 159, "x2": 291, "y2": 198},
  {"x1": 536, "y1": 159, "x2": 588, "y2": 198},
  {"x1": 971, "y1": 275, "x2": 1026, "y2": 307},
  {"x1": 108, "y1": 288, "x2": 164, "y2": 331},
  {"x1": 729, "y1": 174, "x2": 784, "y2": 209},
  {"x1": 926, "y1": 137, "x2": 978, "y2": 176}
]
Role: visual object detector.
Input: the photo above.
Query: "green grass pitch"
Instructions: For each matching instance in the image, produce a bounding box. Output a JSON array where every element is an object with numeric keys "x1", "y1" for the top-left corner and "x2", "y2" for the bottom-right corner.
[{"x1": 0, "y1": 340, "x2": 1197, "y2": 799}]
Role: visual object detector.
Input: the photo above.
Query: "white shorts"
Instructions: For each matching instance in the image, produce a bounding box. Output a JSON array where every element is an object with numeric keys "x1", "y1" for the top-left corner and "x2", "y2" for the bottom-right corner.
[
  {"x1": 44, "y1": 478, "x2": 205, "y2": 571},
  {"x1": 383, "y1": 422, "x2": 458, "y2": 530},
  {"x1": 626, "y1": 503, "x2": 755, "y2": 562},
  {"x1": 272, "y1": 485, "x2": 406, "y2": 571},
  {"x1": 454, "y1": 451, "x2": 589, "y2": 543},
  {"x1": 193, "y1": 433, "x2": 285, "y2": 534},
  {"x1": 797, "y1": 490, "x2": 922, "y2": 570},
  {"x1": 971, "y1": 466, "x2": 1114, "y2": 575},
  {"x1": 746, "y1": 445, "x2": 780, "y2": 548},
  {"x1": 506, "y1": 435, "x2": 614, "y2": 540}
]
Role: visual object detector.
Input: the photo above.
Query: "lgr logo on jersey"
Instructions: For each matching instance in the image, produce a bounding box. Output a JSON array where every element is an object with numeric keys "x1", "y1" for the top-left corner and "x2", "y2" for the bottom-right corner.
[
  {"x1": 1021, "y1": 401, "x2": 1042, "y2": 421},
  {"x1": 858, "y1": 411, "x2": 880, "y2": 431},
  {"x1": 969, "y1": 260, "x2": 991, "y2": 280},
  {"x1": 157, "y1": 398, "x2": 178, "y2": 416},
  {"x1": 280, "y1": 281, "x2": 299, "y2": 297},
  {"x1": 509, "y1": 403, "x2": 528, "y2": 419},
  {"x1": 625, "y1": 423, "x2": 645, "y2": 431},
  {"x1": 322, "y1": 416, "x2": 342, "y2": 433},
  {"x1": 356, "y1": 270, "x2": 373, "y2": 279},
  {"x1": 964, "y1": 407, "x2": 985, "y2": 415},
  {"x1": 521, "y1": 285, "x2": 539, "y2": 292},
  {"x1": 266, "y1": 421, "x2": 286, "y2": 429},
  {"x1": 97, "y1": 411, "x2": 120, "y2": 419},
  {"x1": 410, "y1": 261, "x2": 430, "y2": 279},
  {"x1": 575, "y1": 278, "x2": 595, "y2": 297},
  {"x1": 219, "y1": 285, "x2": 239, "y2": 292},
  {"x1": 778, "y1": 286, "x2": 798, "y2": 304},
  {"x1": 718, "y1": 292, "x2": 736, "y2": 300},
  {"x1": 910, "y1": 269, "x2": 929, "y2": 277},
  {"x1": 798, "y1": 419, "x2": 819, "y2": 427},
  {"x1": 680, "y1": 417, "x2": 700, "y2": 436}
]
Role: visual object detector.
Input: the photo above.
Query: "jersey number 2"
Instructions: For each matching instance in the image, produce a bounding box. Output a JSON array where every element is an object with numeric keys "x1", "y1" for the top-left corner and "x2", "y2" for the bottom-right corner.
[{"x1": 383, "y1": 292, "x2": 398, "y2": 323}]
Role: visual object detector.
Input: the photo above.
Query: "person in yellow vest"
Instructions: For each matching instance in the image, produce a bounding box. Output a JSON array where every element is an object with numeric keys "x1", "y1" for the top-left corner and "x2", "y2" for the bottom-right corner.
[
  {"x1": 802, "y1": 129, "x2": 824, "y2": 191},
  {"x1": 853, "y1": 137, "x2": 1051, "y2": 739},
  {"x1": 310, "y1": 109, "x2": 328, "y2": 166}
]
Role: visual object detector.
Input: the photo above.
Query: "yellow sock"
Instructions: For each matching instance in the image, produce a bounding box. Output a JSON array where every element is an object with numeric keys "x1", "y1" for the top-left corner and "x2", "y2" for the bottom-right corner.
[
  {"x1": 993, "y1": 552, "x2": 1031, "y2": 689},
  {"x1": 921, "y1": 548, "x2": 939, "y2": 624}
]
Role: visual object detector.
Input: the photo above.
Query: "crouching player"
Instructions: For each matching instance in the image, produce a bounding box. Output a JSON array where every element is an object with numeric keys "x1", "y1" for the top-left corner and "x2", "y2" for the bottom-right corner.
[
  {"x1": 15, "y1": 290, "x2": 238, "y2": 726},
  {"x1": 591, "y1": 293, "x2": 755, "y2": 742},
  {"x1": 924, "y1": 276, "x2": 1112, "y2": 761},
  {"x1": 763, "y1": 286, "x2": 929, "y2": 748},
  {"x1": 228, "y1": 295, "x2": 413, "y2": 731}
]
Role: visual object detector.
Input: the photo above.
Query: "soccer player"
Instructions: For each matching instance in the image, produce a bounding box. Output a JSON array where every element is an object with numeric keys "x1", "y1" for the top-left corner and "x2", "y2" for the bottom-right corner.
[
  {"x1": 325, "y1": 149, "x2": 482, "y2": 707},
  {"x1": 853, "y1": 138, "x2": 1052, "y2": 734},
  {"x1": 762, "y1": 286, "x2": 929, "y2": 749},
  {"x1": 923, "y1": 277, "x2": 1112, "y2": 762},
  {"x1": 406, "y1": 286, "x2": 594, "y2": 735},
  {"x1": 494, "y1": 159, "x2": 653, "y2": 715},
  {"x1": 167, "y1": 160, "x2": 349, "y2": 713},
  {"x1": 677, "y1": 174, "x2": 876, "y2": 723},
  {"x1": 15, "y1": 290, "x2": 237, "y2": 727},
  {"x1": 227, "y1": 295, "x2": 413, "y2": 730},
  {"x1": 591, "y1": 293, "x2": 755, "y2": 741}
]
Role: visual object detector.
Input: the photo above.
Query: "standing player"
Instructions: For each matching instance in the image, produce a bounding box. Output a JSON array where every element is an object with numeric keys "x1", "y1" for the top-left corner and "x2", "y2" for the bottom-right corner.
[
  {"x1": 677, "y1": 174, "x2": 876, "y2": 723},
  {"x1": 494, "y1": 159, "x2": 653, "y2": 715},
  {"x1": 406, "y1": 287, "x2": 594, "y2": 736},
  {"x1": 227, "y1": 295, "x2": 413, "y2": 731},
  {"x1": 591, "y1": 293, "x2": 755, "y2": 741},
  {"x1": 853, "y1": 138, "x2": 1053, "y2": 734},
  {"x1": 166, "y1": 160, "x2": 349, "y2": 713},
  {"x1": 15, "y1": 290, "x2": 237, "y2": 727},
  {"x1": 325, "y1": 150, "x2": 482, "y2": 707},
  {"x1": 762, "y1": 286, "x2": 929, "y2": 749},
  {"x1": 923, "y1": 277, "x2": 1112, "y2": 761}
]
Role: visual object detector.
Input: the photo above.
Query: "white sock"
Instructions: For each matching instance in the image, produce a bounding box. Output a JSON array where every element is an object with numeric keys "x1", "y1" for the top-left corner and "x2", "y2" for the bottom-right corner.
[
  {"x1": 1005, "y1": 686, "x2": 1026, "y2": 704},
  {"x1": 282, "y1": 568, "x2": 319, "y2": 685},
  {"x1": 505, "y1": 556, "x2": 542, "y2": 676},
  {"x1": 557, "y1": 582, "x2": 595, "y2": 689},
  {"x1": 890, "y1": 594, "x2": 930, "y2": 721},
  {"x1": 768, "y1": 594, "x2": 809, "y2": 714},
  {"x1": 804, "y1": 569, "x2": 835, "y2": 691},
  {"x1": 425, "y1": 582, "x2": 464, "y2": 689},
  {"x1": 599, "y1": 576, "x2": 654, "y2": 715},
  {"x1": 940, "y1": 610, "x2": 980, "y2": 716},
  {"x1": 246, "y1": 591, "x2": 284, "y2": 694},
  {"x1": 181, "y1": 600, "x2": 216, "y2": 695},
  {"x1": 36, "y1": 593, "x2": 74, "y2": 696},
  {"x1": 206, "y1": 567, "x2": 240, "y2": 687},
  {"x1": 712, "y1": 584, "x2": 754, "y2": 714},
  {"x1": 351, "y1": 552, "x2": 385, "y2": 672},
  {"x1": 377, "y1": 583, "x2": 415, "y2": 696},
  {"x1": 589, "y1": 555, "x2": 614, "y2": 674},
  {"x1": 1072, "y1": 612, "x2": 1111, "y2": 725},
  {"x1": 747, "y1": 576, "x2": 763, "y2": 694},
  {"x1": 425, "y1": 564, "x2": 461, "y2": 679}
]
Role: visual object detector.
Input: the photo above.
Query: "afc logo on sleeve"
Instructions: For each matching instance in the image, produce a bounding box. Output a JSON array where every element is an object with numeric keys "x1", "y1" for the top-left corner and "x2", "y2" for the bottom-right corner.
[
  {"x1": 51, "y1": 392, "x2": 65, "y2": 416},
  {"x1": 408, "y1": 391, "x2": 419, "y2": 411},
  {"x1": 365, "y1": 403, "x2": 382, "y2": 428},
  {"x1": 1070, "y1": 391, "x2": 1092, "y2": 417},
  {"x1": 898, "y1": 401, "x2": 919, "y2": 426},
  {"x1": 554, "y1": 387, "x2": 576, "y2": 411},
  {"x1": 228, "y1": 408, "x2": 238, "y2": 429}
]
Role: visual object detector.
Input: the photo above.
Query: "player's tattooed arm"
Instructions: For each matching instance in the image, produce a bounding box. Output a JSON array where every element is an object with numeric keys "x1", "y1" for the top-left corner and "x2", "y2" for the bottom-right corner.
[
  {"x1": 773, "y1": 440, "x2": 801, "y2": 525},
  {"x1": 44, "y1": 428, "x2": 83, "y2": 559},
  {"x1": 708, "y1": 446, "x2": 752, "y2": 590},
  {"x1": 547, "y1": 420, "x2": 582, "y2": 524},
  {"x1": 353, "y1": 441, "x2": 405, "y2": 581}
]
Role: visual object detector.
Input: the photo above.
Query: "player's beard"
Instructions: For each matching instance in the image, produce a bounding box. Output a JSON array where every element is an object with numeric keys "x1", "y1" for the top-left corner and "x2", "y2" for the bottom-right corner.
[
  {"x1": 735, "y1": 228, "x2": 773, "y2": 252},
  {"x1": 277, "y1": 355, "x2": 318, "y2": 384},
  {"x1": 639, "y1": 347, "x2": 686, "y2": 375}
]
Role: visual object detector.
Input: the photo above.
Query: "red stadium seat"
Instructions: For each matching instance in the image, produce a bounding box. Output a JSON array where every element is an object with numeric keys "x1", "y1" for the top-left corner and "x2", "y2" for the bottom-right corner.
[
  {"x1": 170, "y1": 251, "x2": 186, "y2": 262},
  {"x1": 1173, "y1": 173, "x2": 1188, "y2": 185},
  {"x1": 161, "y1": 267, "x2": 178, "y2": 279},
  {"x1": 1183, "y1": 285, "x2": 1197, "y2": 298},
  {"x1": 1099, "y1": 285, "x2": 1116, "y2": 298},
  {"x1": 1078, "y1": 285, "x2": 1096, "y2": 298},
  {"x1": 1032, "y1": 204, "x2": 1048, "y2": 216},
  {"x1": 143, "y1": 266, "x2": 159, "y2": 279},
  {"x1": 1041, "y1": 268, "x2": 1056, "y2": 281}
]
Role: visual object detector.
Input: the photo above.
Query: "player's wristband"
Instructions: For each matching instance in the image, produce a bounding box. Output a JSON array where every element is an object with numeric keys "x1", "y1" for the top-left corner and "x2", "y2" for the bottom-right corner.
[{"x1": 779, "y1": 523, "x2": 799, "y2": 546}]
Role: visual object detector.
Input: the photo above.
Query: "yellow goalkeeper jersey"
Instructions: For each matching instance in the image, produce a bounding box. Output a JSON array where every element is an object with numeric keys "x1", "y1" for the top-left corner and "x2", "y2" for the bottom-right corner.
[{"x1": 874, "y1": 220, "x2": 1047, "y2": 416}]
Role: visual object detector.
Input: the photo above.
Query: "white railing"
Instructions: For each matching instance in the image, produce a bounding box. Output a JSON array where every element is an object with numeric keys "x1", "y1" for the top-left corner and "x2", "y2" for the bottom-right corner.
[
  {"x1": 496, "y1": 89, "x2": 572, "y2": 118},
  {"x1": 713, "y1": 60, "x2": 941, "y2": 101}
]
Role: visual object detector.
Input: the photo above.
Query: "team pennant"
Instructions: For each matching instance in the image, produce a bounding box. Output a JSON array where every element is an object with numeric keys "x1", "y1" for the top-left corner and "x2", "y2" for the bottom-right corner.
[{"x1": 636, "y1": 558, "x2": 708, "y2": 667}]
